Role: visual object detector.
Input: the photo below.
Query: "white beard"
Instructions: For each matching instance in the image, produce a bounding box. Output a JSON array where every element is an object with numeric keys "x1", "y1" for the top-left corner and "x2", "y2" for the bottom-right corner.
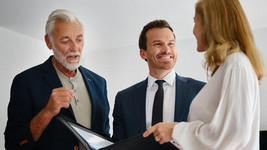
[{"x1": 52, "y1": 45, "x2": 81, "y2": 71}]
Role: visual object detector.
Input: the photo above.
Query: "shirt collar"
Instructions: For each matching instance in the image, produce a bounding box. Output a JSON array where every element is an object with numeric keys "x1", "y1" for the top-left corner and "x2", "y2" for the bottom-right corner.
[
  {"x1": 53, "y1": 64, "x2": 80, "y2": 80},
  {"x1": 147, "y1": 70, "x2": 176, "y2": 88}
]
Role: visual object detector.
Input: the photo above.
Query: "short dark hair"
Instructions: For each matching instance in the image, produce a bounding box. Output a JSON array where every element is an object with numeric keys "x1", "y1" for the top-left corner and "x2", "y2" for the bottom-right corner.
[{"x1": 138, "y1": 19, "x2": 175, "y2": 50}]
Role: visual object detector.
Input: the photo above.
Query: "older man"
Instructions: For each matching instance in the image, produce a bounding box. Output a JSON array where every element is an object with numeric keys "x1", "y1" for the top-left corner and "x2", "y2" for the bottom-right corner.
[{"x1": 5, "y1": 9, "x2": 110, "y2": 150}]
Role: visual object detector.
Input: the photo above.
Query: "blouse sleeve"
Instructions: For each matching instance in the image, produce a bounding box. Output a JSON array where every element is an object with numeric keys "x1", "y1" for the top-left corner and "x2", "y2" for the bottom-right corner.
[{"x1": 172, "y1": 57, "x2": 259, "y2": 150}]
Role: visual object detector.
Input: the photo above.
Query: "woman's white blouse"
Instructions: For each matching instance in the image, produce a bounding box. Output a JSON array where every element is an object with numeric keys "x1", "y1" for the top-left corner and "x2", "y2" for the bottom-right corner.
[{"x1": 172, "y1": 52, "x2": 259, "y2": 150}]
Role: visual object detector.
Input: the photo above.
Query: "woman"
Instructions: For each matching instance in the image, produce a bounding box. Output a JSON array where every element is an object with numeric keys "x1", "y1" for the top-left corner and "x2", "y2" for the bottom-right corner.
[{"x1": 143, "y1": 0, "x2": 266, "y2": 149}]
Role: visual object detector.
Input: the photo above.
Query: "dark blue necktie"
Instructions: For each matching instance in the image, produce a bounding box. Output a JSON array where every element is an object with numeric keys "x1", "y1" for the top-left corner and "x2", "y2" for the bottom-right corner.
[{"x1": 152, "y1": 80, "x2": 165, "y2": 125}]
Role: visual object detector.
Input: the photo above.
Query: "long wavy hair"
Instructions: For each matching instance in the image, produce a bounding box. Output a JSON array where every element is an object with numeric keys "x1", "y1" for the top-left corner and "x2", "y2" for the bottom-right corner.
[{"x1": 196, "y1": 0, "x2": 266, "y2": 81}]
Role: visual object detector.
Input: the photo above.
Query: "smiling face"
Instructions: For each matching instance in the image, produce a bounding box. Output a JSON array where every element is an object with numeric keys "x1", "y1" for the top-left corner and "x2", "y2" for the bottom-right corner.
[
  {"x1": 140, "y1": 28, "x2": 177, "y2": 77},
  {"x1": 193, "y1": 13, "x2": 207, "y2": 52},
  {"x1": 46, "y1": 19, "x2": 84, "y2": 71}
]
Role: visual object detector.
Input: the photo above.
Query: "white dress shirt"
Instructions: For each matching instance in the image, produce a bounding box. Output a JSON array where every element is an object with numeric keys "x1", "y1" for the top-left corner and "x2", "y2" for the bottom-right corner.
[
  {"x1": 172, "y1": 52, "x2": 260, "y2": 150},
  {"x1": 146, "y1": 70, "x2": 176, "y2": 129}
]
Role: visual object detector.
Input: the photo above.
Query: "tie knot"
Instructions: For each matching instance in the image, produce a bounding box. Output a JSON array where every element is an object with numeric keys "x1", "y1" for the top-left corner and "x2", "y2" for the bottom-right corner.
[{"x1": 155, "y1": 80, "x2": 165, "y2": 86}]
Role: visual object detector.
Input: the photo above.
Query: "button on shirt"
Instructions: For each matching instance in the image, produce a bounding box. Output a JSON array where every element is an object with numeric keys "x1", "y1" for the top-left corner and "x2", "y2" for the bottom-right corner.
[
  {"x1": 146, "y1": 70, "x2": 176, "y2": 129},
  {"x1": 53, "y1": 65, "x2": 92, "y2": 129}
]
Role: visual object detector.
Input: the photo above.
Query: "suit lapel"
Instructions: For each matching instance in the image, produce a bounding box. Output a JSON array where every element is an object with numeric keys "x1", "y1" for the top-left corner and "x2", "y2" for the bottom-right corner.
[
  {"x1": 43, "y1": 56, "x2": 62, "y2": 90},
  {"x1": 133, "y1": 79, "x2": 148, "y2": 132},
  {"x1": 174, "y1": 74, "x2": 190, "y2": 121},
  {"x1": 42, "y1": 56, "x2": 76, "y2": 119}
]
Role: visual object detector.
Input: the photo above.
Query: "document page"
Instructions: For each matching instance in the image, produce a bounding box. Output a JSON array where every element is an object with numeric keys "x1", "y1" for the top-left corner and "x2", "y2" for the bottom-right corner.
[{"x1": 69, "y1": 122, "x2": 113, "y2": 150}]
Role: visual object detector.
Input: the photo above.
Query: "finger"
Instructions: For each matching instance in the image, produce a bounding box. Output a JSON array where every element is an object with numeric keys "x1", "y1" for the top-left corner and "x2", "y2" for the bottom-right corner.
[
  {"x1": 143, "y1": 126, "x2": 156, "y2": 137},
  {"x1": 54, "y1": 87, "x2": 74, "y2": 95},
  {"x1": 64, "y1": 89, "x2": 74, "y2": 101},
  {"x1": 61, "y1": 101, "x2": 71, "y2": 109},
  {"x1": 159, "y1": 140, "x2": 165, "y2": 145},
  {"x1": 155, "y1": 136, "x2": 160, "y2": 142},
  {"x1": 56, "y1": 90, "x2": 74, "y2": 102},
  {"x1": 159, "y1": 137, "x2": 169, "y2": 145},
  {"x1": 58, "y1": 86, "x2": 71, "y2": 91}
]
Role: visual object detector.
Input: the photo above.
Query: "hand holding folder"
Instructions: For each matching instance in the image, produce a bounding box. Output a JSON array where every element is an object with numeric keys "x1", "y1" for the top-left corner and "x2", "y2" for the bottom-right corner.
[{"x1": 57, "y1": 115, "x2": 179, "y2": 150}]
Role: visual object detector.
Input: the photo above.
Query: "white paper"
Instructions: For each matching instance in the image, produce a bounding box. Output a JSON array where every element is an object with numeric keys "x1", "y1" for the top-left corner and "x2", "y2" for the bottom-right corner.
[{"x1": 71, "y1": 124, "x2": 113, "y2": 150}]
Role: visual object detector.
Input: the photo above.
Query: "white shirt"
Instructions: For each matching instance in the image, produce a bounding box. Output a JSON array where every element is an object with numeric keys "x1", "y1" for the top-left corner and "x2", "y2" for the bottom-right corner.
[
  {"x1": 172, "y1": 52, "x2": 259, "y2": 150},
  {"x1": 146, "y1": 70, "x2": 176, "y2": 129}
]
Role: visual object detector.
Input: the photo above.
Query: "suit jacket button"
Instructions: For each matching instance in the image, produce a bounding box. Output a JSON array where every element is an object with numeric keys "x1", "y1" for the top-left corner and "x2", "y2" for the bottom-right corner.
[
  {"x1": 74, "y1": 145, "x2": 79, "y2": 150},
  {"x1": 19, "y1": 139, "x2": 28, "y2": 146}
]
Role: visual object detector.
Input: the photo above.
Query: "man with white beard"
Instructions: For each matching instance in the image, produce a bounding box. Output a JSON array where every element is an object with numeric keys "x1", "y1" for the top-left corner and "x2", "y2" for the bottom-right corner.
[{"x1": 5, "y1": 9, "x2": 110, "y2": 150}]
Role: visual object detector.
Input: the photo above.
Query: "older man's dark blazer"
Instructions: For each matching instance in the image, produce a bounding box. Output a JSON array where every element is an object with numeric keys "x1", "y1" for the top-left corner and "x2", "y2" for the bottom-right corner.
[
  {"x1": 5, "y1": 56, "x2": 110, "y2": 150},
  {"x1": 112, "y1": 74, "x2": 205, "y2": 141}
]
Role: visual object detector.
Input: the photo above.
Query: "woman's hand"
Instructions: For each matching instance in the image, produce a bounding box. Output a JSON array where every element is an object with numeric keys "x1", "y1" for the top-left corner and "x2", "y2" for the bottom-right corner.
[{"x1": 143, "y1": 122, "x2": 178, "y2": 144}]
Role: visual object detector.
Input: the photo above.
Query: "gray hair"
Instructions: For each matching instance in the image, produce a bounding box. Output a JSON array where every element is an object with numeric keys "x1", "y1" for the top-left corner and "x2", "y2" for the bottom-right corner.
[{"x1": 45, "y1": 9, "x2": 83, "y2": 40}]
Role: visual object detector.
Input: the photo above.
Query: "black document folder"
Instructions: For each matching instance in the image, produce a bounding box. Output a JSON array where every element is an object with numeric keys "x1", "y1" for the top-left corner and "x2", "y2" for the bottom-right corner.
[
  {"x1": 58, "y1": 115, "x2": 179, "y2": 150},
  {"x1": 101, "y1": 134, "x2": 179, "y2": 150},
  {"x1": 57, "y1": 115, "x2": 114, "y2": 150}
]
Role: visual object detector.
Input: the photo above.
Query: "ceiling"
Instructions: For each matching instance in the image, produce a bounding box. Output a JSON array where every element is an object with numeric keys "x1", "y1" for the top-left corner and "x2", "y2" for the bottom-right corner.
[{"x1": 1, "y1": 0, "x2": 267, "y2": 51}]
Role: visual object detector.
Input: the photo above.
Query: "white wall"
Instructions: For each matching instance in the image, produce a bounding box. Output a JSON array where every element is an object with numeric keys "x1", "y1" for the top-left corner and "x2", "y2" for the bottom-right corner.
[
  {"x1": 1, "y1": 26, "x2": 266, "y2": 149},
  {"x1": 0, "y1": 27, "x2": 51, "y2": 149},
  {"x1": 253, "y1": 28, "x2": 267, "y2": 130}
]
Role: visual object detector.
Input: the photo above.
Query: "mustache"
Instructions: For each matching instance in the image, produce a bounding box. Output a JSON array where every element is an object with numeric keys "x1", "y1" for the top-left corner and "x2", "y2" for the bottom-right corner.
[{"x1": 66, "y1": 52, "x2": 80, "y2": 57}]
